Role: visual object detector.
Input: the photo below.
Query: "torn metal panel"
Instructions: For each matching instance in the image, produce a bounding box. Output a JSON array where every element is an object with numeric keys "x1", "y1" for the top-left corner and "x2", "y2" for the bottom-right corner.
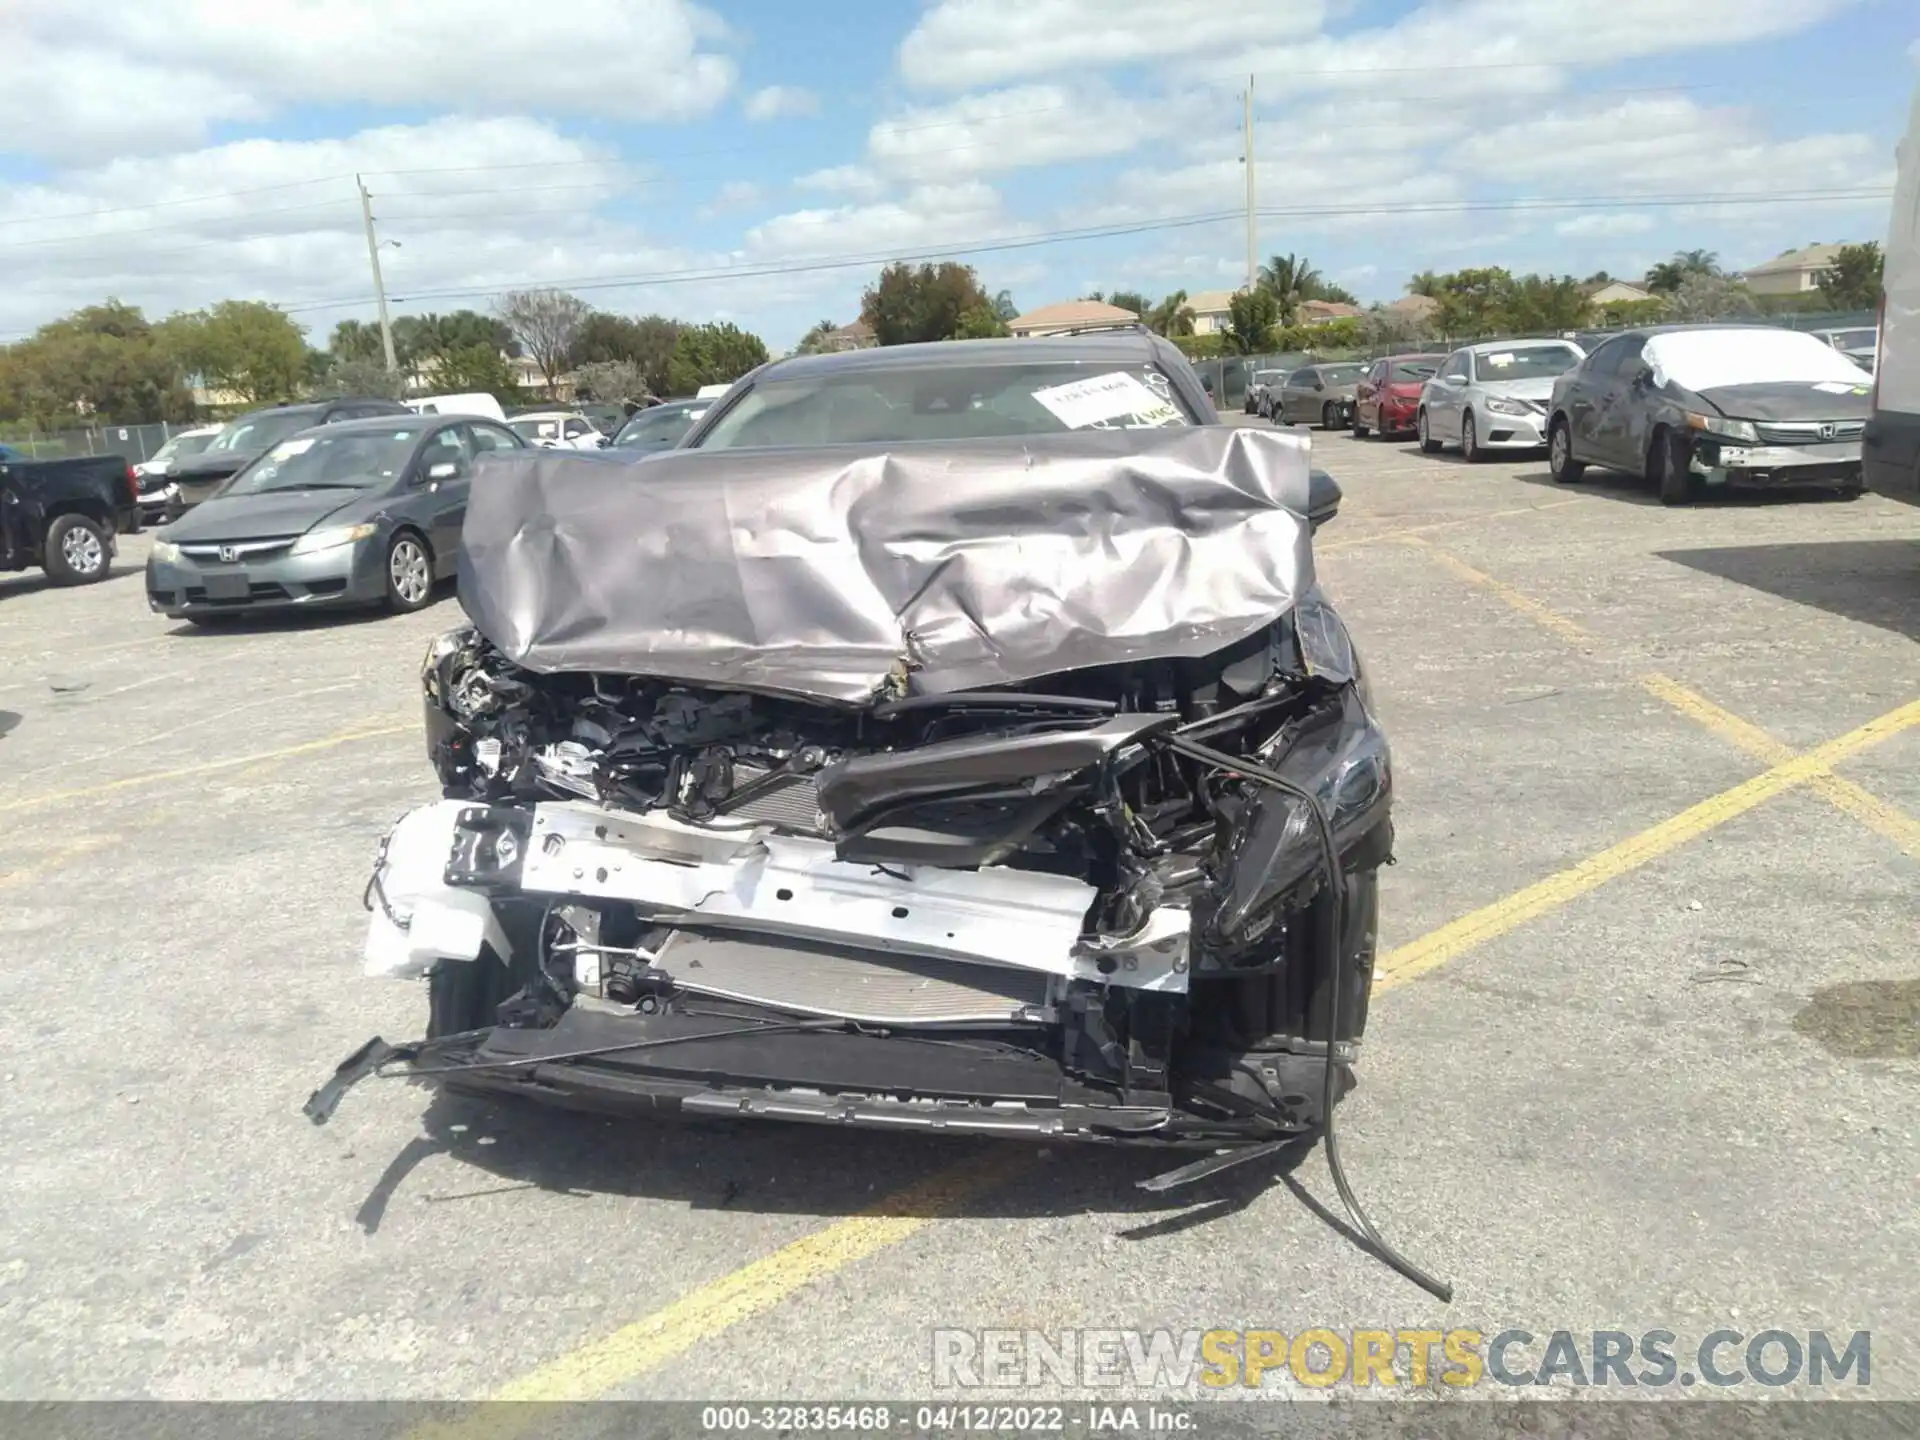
[{"x1": 456, "y1": 426, "x2": 1315, "y2": 703}]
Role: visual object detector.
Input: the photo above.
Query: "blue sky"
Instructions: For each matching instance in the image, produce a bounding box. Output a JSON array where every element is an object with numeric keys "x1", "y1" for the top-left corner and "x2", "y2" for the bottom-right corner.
[{"x1": 1, "y1": 0, "x2": 1915, "y2": 349}]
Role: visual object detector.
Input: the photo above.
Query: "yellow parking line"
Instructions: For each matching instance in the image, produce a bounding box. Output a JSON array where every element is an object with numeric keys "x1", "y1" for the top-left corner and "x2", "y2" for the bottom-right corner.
[
  {"x1": 1375, "y1": 695, "x2": 1920, "y2": 989},
  {"x1": 1405, "y1": 539, "x2": 1598, "y2": 645},
  {"x1": 1317, "y1": 497, "x2": 1586, "y2": 555},
  {"x1": 1640, "y1": 673, "x2": 1920, "y2": 858},
  {"x1": 409, "y1": 1150, "x2": 1029, "y2": 1426},
  {"x1": 0, "y1": 721, "x2": 413, "y2": 814},
  {"x1": 1408, "y1": 537, "x2": 1920, "y2": 858}
]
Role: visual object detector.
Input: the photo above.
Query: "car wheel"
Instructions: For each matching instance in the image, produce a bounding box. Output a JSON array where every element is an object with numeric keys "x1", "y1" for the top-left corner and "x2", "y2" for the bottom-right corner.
[
  {"x1": 1655, "y1": 428, "x2": 1697, "y2": 506},
  {"x1": 1321, "y1": 402, "x2": 1337, "y2": 430},
  {"x1": 1462, "y1": 411, "x2": 1482, "y2": 463},
  {"x1": 384, "y1": 531, "x2": 435, "y2": 612},
  {"x1": 1834, "y1": 483, "x2": 1866, "y2": 501},
  {"x1": 1418, "y1": 409, "x2": 1440, "y2": 454},
  {"x1": 44, "y1": 513, "x2": 112, "y2": 586},
  {"x1": 1548, "y1": 419, "x2": 1585, "y2": 483}
]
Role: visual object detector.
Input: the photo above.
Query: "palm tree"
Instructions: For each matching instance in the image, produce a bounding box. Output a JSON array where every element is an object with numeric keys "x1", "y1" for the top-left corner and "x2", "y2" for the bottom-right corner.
[
  {"x1": 1408, "y1": 270, "x2": 1443, "y2": 299},
  {"x1": 1258, "y1": 252, "x2": 1323, "y2": 324},
  {"x1": 1147, "y1": 290, "x2": 1195, "y2": 338},
  {"x1": 795, "y1": 319, "x2": 838, "y2": 355}
]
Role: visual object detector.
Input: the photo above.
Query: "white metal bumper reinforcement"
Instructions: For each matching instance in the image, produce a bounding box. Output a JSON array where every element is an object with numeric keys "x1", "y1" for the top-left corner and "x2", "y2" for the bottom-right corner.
[{"x1": 363, "y1": 800, "x2": 1190, "y2": 994}]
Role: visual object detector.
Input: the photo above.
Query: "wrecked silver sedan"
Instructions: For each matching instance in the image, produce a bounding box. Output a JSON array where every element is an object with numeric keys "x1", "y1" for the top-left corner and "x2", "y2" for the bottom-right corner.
[{"x1": 309, "y1": 346, "x2": 1392, "y2": 1156}]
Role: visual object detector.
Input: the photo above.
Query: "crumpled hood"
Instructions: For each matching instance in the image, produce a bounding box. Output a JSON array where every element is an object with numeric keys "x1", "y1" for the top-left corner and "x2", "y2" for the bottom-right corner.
[
  {"x1": 160, "y1": 489, "x2": 361, "y2": 541},
  {"x1": 1476, "y1": 376, "x2": 1558, "y2": 404},
  {"x1": 1691, "y1": 381, "x2": 1873, "y2": 423},
  {"x1": 457, "y1": 426, "x2": 1316, "y2": 705}
]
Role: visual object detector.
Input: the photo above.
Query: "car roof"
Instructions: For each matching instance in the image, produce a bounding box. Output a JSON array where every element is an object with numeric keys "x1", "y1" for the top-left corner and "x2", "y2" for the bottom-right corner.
[
  {"x1": 1459, "y1": 337, "x2": 1582, "y2": 354},
  {"x1": 291, "y1": 414, "x2": 458, "y2": 437},
  {"x1": 510, "y1": 409, "x2": 590, "y2": 420},
  {"x1": 752, "y1": 331, "x2": 1166, "y2": 383}
]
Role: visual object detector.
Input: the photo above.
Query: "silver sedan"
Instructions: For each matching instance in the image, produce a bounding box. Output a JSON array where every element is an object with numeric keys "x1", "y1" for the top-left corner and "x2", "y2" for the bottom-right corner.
[{"x1": 1418, "y1": 339, "x2": 1586, "y2": 461}]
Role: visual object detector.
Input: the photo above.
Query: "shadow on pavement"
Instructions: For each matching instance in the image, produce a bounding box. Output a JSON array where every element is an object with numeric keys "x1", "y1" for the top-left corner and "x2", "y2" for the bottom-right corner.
[
  {"x1": 1514, "y1": 468, "x2": 1868, "y2": 509},
  {"x1": 1655, "y1": 538, "x2": 1920, "y2": 643},
  {"x1": 351, "y1": 1085, "x2": 1343, "y2": 1248}
]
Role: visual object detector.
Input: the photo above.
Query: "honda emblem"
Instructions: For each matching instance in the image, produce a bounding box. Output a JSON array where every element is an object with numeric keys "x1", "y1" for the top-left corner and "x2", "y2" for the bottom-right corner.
[
  {"x1": 1817, "y1": 423, "x2": 1836, "y2": 441},
  {"x1": 218, "y1": 545, "x2": 239, "y2": 563}
]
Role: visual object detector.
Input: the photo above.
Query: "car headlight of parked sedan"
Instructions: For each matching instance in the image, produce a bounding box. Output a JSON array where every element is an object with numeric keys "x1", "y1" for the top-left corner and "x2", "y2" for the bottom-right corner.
[
  {"x1": 290, "y1": 522, "x2": 378, "y2": 556},
  {"x1": 1485, "y1": 396, "x2": 1539, "y2": 417},
  {"x1": 1684, "y1": 413, "x2": 1759, "y2": 443},
  {"x1": 149, "y1": 538, "x2": 183, "y2": 563}
]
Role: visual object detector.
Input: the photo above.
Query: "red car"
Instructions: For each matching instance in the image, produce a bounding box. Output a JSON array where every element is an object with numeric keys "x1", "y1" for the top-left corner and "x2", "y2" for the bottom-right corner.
[{"x1": 1353, "y1": 354, "x2": 1445, "y2": 439}]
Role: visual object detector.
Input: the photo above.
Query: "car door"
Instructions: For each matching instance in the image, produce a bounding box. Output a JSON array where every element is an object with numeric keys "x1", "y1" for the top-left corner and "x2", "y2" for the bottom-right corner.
[
  {"x1": 1582, "y1": 335, "x2": 1648, "y2": 470},
  {"x1": 412, "y1": 425, "x2": 475, "y2": 571},
  {"x1": 1357, "y1": 361, "x2": 1387, "y2": 428},
  {"x1": 1427, "y1": 352, "x2": 1470, "y2": 440},
  {"x1": 1282, "y1": 369, "x2": 1318, "y2": 424}
]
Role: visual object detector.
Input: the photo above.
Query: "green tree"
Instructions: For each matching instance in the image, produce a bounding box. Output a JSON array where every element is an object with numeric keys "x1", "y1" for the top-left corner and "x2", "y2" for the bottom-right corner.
[
  {"x1": 1147, "y1": 290, "x2": 1195, "y2": 337},
  {"x1": 1106, "y1": 290, "x2": 1152, "y2": 318},
  {"x1": 329, "y1": 319, "x2": 384, "y2": 363},
  {"x1": 954, "y1": 302, "x2": 1010, "y2": 339},
  {"x1": 1816, "y1": 243, "x2": 1884, "y2": 311},
  {"x1": 859, "y1": 261, "x2": 995, "y2": 345},
  {"x1": 1408, "y1": 270, "x2": 1443, "y2": 299},
  {"x1": 430, "y1": 343, "x2": 515, "y2": 397},
  {"x1": 314, "y1": 355, "x2": 406, "y2": 401},
  {"x1": 165, "y1": 301, "x2": 309, "y2": 403},
  {"x1": 1257, "y1": 252, "x2": 1339, "y2": 324},
  {"x1": 572, "y1": 358, "x2": 651, "y2": 405},
  {"x1": 1666, "y1": 273, "x2": 1757, "y2": 323},
  {"x1": 14, "y1": 301, "x2": 193, "y2": 422},
  {"x1": 1171, "y1": 332, "x2": 1228, "y2": 360},
  {"x1": 1500, "y1": 274, "x2": 1591, "y2": 332},
  {"x1": 991, "y1": 289, "x2": 1019, "y2": 322},
  {"x1": 1226, "y1": 289, "x2": 1280, "y2": 354},
  {"x1": 1426, "y1": 268, "x2": 1513, "y2": 337},
  {"x1": 795, "y1": 319, "x2": 839, "y2": 355},
  {"x1": 666, "y1": 322, "x2": 769, "y2": 394},
  {"x1": 1644, "y1": 249, "x2": 1721, "y2": 295},
  {"x1": 573, "y1": 312, "x2": 682, "y2": 394}
]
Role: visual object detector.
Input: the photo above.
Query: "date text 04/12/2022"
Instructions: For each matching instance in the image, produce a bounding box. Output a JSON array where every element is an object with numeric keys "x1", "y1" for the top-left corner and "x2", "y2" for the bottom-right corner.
[{"x1": 700, "y1": 1405, "x2": 1189, "y2": 1432}]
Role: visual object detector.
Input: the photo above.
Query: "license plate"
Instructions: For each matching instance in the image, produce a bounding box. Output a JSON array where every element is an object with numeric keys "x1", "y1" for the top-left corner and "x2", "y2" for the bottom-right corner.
[{"x1": 202, "y1": 571, "x2": 250, "y2": 601}]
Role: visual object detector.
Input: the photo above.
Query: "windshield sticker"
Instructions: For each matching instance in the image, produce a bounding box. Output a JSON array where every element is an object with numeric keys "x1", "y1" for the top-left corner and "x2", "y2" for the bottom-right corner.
[
  {"x1": 1813, "y1": 380, "x2": 1869, "y2": 395},
  {"x1": 1031, "y1": 371, "x2": 1182, "y2": 429},
  {"x1": 269, "y1": 438, "x2": 316, "y2": 459},
  {"x1": 1485, "y1": 352, "x2": 1516, "y2": 367},
  {"x1": 1142, "y1": 370, "x2": 1174, "y2": 399}
]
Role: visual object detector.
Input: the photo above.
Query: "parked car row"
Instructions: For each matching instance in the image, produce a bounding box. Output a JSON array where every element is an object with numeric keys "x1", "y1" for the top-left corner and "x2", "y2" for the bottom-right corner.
[{"x1": 1307, "y1": 325, "x2": 1876, "y2": 506}]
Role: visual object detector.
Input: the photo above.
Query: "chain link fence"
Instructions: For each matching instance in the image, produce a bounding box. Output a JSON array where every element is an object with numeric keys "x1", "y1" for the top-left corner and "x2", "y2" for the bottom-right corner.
[{"x1": 0, "y1": 420, "x2": 191, "y2": 462}]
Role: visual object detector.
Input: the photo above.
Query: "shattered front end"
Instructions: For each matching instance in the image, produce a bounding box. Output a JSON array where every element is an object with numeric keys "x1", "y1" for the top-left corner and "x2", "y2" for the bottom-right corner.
[{"x1": 313, "y1": 428, "x2": 1391, "y2": 1147}]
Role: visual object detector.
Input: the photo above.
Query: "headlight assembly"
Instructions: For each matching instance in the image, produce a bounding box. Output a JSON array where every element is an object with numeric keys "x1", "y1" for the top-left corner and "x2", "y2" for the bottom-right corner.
[
  {"x1": 1485, "y1": 396, "x2": 1536, "y2": 417},
  {"x1": 1685, "y1": 412, "x2": 1758, "y2": 443},
  {"x1": 290, "y1": 523, "x2": 377, "y2": 556},
  {"x1": 149, "y1": 539, "x2": 182, "y2": 563}
]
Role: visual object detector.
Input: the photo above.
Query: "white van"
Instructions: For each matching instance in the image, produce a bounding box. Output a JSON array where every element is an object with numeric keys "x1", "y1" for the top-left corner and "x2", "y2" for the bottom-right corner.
[
  {"x1": 1864, "y1": 80, "x2": 1919, "y2": 505},
  {"x1": 407, "y1": 392, "x2": 508, "y2": 423}
]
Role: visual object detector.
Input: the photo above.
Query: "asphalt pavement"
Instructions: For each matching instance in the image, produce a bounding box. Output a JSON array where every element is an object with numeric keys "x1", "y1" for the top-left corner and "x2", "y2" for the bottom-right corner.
[{"x1": 1, "y1": 421, "x2": 1915, "y2": 1405}]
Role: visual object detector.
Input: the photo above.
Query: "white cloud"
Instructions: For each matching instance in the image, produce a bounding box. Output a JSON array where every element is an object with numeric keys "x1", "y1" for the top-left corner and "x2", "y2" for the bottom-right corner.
[
  {"x1": 795, "y1": 165, "x2": 884, "y2": 196},
  {"x1": 745, "y1": 181, "x2": 1013, "y2": 262},
  {"x1": 745, "y1": 85, "x2": 820, "y2": 121},
  {"x1": 1556, "y1": 212, "x2": 1656, "y2": 237},
  {"x1": 868, "y1": 84, "x2": 1161, "y2": 178},
  {"x1": 0, "y1": 118, "x2": 690, "y2": 338},
  {"x1": 1, "y1": 0, "x2": 736, "y2": 164},
  {"x1": 898, "y1": 0, "x2": 1321, "y2": 90}
]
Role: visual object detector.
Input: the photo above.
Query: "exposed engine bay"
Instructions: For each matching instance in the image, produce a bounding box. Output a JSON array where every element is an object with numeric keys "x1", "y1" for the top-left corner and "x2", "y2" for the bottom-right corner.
[{"x1": 325, "y1": 586, "x2": 1390, "y2": 1147}]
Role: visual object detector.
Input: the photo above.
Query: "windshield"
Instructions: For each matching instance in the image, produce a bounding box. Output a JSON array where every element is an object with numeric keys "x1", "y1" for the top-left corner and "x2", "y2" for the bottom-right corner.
[
  {"x1": 206, "y1": 411, "x2": 314, "y2": 454},
  {"x1": 1823, "y1": 329, "x2": 1876, "y2": 350},
  {"x1": 509, "y1": 416, "x2": 574, "y2": 442},
  {"x1": 150, "y1": 432, "x2": 217, "y2": 465},
  {"x1": 1645, "y1": 329, "x2": 1872, "y2": 390},
  {"x1": 615, "y1": 405, "x2": 707, "y2": 448},
  {"x1": 1317, "y1": 365, "x2": 1365, "y2": 386},
  {"x1": 1475, "y1": 345, "x2": 1582, "y2": 381},
  {"x1": 1389, "y1": 359, "x2": 1440, "y2": 382},
  {"x1": 690, "y1": 363, "x2": 1193, "y2": 450},
  {"x1": 223, "y1": 429, "x2": 418, "y2": 496}
]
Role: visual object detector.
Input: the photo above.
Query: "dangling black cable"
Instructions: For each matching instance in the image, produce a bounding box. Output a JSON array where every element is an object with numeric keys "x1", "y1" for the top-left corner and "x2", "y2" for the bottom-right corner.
[{"x1": 1165, "y1": 734, "x2": 1453, "y2": 1303}]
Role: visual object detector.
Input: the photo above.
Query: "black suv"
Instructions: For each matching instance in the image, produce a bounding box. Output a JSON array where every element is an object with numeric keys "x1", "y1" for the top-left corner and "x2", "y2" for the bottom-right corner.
[{"x1": 166, "y1": 396, "x2": 412, "y2": 515}]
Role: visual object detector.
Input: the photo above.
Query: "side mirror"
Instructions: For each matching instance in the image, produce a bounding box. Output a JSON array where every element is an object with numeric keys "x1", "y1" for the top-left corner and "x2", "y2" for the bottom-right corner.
[
  {"x1": 426, "y1": 461, "x2": 459, "y2": 481},
  {"x1": 1631, "y1": 365, "x2": 1654, "y2": 390},
  {"x1": 1307, "y1": 468, "x2": 1342, "y2": 532}
]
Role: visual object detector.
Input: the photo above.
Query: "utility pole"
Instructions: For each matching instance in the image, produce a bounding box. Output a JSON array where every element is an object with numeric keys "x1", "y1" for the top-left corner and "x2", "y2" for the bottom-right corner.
[
  {"x1": 1243, "y1": 76, "x2": 1257, "y2": 293},
  {"x1": 357, "y1": 174, "x2": 399, "y2": 374}
]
